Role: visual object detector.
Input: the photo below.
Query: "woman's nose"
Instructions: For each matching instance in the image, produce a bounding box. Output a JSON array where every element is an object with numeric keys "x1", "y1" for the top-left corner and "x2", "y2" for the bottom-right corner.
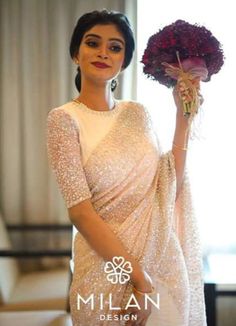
[{"x1": 97, "y1": 46, "x2": 108, "y2": 59}]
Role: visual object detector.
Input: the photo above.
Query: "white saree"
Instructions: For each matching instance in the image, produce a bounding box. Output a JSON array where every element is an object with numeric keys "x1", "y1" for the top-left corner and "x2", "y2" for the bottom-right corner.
[{"x1": 47, "y1": 100, "x2": 207, "y2": 326}]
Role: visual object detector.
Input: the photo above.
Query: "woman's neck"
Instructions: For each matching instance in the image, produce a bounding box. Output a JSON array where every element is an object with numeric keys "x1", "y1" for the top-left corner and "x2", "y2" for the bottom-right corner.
[{"x1": 77, "y1": 82, "x2": 115, "y2": 111}]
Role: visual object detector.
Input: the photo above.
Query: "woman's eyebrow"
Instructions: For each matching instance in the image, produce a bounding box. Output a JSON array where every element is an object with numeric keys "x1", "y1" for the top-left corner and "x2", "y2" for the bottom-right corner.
[{"x1": 85, "y1": 34, "x2": 124, "y2": 45}]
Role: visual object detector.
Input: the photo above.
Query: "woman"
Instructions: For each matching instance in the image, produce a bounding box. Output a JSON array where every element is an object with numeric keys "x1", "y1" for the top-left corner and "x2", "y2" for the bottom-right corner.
[{"x1": 47, "y1": 9, "x2": 206, "y2": 326}]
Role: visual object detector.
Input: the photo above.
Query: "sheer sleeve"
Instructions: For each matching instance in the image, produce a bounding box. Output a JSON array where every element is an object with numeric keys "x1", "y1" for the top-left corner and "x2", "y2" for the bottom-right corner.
[{"x1": 46, "y1": 108, "x2": 92, "y2": 208}]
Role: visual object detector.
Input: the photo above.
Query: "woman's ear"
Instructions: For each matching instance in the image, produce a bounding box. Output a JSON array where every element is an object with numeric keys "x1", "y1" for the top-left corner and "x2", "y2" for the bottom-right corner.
[
  {"x1": 74, "y1": 57, "x2": 79, "y2": 65},
  {"x1": 73, "y1": 52, "x2": 80, "y2": 65}
]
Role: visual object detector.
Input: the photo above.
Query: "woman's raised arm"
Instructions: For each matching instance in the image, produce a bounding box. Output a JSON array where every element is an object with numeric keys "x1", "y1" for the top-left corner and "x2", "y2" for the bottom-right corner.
[{"x1": 171, "y1": 87, "x2": 193, "y2": 199}]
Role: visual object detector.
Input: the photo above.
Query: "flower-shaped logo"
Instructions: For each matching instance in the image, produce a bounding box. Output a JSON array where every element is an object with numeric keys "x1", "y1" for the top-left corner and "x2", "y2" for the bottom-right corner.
[{"x1": 104, "y1": 256, "x2": 133, "y2": 284}]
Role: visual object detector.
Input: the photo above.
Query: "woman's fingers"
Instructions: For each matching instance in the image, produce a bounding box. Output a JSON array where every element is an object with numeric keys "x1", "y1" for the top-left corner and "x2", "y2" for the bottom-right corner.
[
  {"x1": 139, "y1": 317, "x2": 148, "y2": 326},
  {"x1": 125, "y1": 316, "x2": 139, "y2": 326},
  {"x1": 138, "y1": 321, "x2": 145, "y2": 326},
  {"x1": 121, "y1": 309, "x2": 136, "y2": 326},
  {"x1": 123, "y1": 312, "x2": 144, "y2": 326}
]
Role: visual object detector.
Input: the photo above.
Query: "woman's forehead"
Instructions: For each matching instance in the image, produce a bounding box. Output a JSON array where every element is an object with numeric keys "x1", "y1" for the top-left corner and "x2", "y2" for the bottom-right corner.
[{"x1": 84, "y1": 24, "x2": 125, "y2": 42}]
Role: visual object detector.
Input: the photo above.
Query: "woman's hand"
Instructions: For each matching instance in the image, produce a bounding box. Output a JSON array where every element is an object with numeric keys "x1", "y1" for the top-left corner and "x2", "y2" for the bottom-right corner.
[
  {"x1": 123, "y1": 290, "x2": 152, "y2": 326},
  {"x1": 172, "y1": 82, "x2": 204, "y2": 199},
  {"x1": 173, "y1": 85, "x2": 184, "y2": 115},
  {"x1": 118, "y1": 271, "x2": 154, "y2": 326},
  {"x1": 173, "y1": 82, "x2": 204, "y2": 118}
]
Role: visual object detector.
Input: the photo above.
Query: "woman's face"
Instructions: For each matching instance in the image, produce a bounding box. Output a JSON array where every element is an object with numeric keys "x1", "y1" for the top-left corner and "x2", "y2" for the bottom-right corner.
[{"x1": 75, "y1": 24, "x2": 125, "y2": 86}]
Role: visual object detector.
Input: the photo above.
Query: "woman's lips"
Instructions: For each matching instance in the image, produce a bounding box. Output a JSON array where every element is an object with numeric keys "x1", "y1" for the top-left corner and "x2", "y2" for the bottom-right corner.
[{"x1": 91, "y1": 62, "x2": 111, "y2": 69}]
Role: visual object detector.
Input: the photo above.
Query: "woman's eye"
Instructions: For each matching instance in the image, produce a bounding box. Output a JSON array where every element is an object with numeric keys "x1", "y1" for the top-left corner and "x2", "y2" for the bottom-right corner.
[
  {"x1": 85, "y1": 41, "x2": 98, "y2": 47},
  {"x1": 110, "y1": 45, "x2": 123, "y2": 52}
]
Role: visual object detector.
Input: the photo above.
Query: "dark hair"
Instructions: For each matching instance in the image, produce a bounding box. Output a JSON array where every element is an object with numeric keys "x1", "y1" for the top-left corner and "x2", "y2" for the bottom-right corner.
[{"x1": 70, "y1": 9, "x2": 135, "y2": 92}]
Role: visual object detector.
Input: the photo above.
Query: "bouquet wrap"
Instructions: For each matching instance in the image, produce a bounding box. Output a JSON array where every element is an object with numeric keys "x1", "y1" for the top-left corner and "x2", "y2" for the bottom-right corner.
[{"x1": 163, "y1": 55, "x2": 208, "y2": 116}]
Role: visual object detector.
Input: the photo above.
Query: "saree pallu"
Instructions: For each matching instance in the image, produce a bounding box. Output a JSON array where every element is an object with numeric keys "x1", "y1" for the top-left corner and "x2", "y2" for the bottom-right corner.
[{"x1": 47, "y1": 101, "x2": 207, "y2": 326}]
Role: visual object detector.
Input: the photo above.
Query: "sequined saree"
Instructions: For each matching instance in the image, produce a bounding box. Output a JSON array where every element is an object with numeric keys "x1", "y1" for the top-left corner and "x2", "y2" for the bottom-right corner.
[{"x1": 47, "y1": 101, "x2": 206, "y2": 326}]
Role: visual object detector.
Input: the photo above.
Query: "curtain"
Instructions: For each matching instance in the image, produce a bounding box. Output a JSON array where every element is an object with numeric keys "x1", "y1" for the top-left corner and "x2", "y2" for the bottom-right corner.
[{"x1": 0, "y1": 0, "x2": 137, "y2": 225}]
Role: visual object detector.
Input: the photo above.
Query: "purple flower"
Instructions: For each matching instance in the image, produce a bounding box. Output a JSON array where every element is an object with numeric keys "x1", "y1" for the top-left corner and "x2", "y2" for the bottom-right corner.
[{"x1": 141, "y1": 20, "x2": 224, "y2": 87}]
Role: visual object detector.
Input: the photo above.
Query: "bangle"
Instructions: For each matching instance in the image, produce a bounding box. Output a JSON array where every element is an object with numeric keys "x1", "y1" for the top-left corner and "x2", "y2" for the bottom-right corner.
[
  {"x1": 172, "y1": 142, "x2": 188, "y2": 151},
  {"x1": 133, "y1": 285, "x2": 155, "y2": 295},
  {"x1": 129, "y1": 281, "x2": 155, "y2": 295}
]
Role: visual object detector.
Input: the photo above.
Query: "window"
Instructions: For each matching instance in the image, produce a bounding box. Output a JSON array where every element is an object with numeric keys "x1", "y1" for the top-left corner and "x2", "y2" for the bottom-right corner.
[{"x1": 137, "y1": 0, "x2": 236, "y2": 253}]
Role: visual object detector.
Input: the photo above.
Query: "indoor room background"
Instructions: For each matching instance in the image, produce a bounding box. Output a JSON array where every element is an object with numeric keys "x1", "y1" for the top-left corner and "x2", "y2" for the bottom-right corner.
[{"x1": 0, "y1": 0, "x2": 235, "y2": 325}]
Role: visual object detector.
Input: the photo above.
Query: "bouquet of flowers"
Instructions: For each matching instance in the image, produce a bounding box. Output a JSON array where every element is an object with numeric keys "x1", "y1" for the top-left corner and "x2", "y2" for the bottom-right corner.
[{"x1": 141, "y1": 20, "x2": 224, "y2": 116}]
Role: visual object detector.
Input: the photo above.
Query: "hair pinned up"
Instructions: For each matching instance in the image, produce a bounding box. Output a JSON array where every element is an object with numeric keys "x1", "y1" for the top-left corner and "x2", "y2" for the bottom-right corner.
[{"x1": 70, "y1": 9, "x2": 135, "y2": 92}]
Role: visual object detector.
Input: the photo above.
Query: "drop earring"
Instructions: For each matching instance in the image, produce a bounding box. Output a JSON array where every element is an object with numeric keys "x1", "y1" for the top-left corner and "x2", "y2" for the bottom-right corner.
[{"x1": 111, "y1": 78, "x2": 118, "y2": 92}]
